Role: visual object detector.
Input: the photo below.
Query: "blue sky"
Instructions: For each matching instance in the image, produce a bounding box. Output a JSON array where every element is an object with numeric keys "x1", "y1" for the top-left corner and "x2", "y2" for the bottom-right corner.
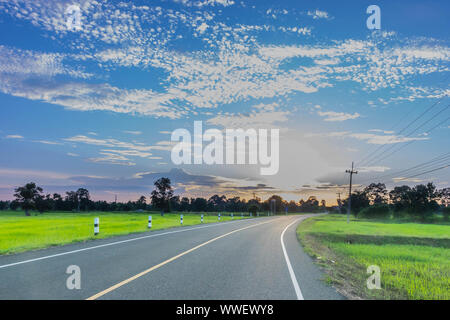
[{"x1": 0, "y1": 0, "x2": 449, "y2": 203}]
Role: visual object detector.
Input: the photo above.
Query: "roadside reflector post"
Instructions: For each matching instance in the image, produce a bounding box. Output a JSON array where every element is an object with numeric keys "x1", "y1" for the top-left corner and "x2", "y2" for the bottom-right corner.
[
  {"x1": 257, "y1": 212, "x2": 259, "y2": 217},
  {"x1": 241, "y1": 212, "x2": 243, "y2": 218},
  {"x1": 231, "y1": 212, "x2": 233, "y2": 220},
  {"x1": 180, "y1": 214, "x2": 183, "y2": 225},
  {"x1": 94, "y1": 217, "x2": 99, "y2": 235},
  {"x1": 148, "y1": 215, "x2": 152, "y2": 229},
  {"x1": 218, "y1": 213, "x2": 221, "y2": 221},
  {"x1": 201, "y1": 214, "x2": 204, "y2": 223}
]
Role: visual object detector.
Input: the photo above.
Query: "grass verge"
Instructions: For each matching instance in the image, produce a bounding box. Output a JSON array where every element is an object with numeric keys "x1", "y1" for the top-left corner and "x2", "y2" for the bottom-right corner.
[
  {"x1": 0, "y1": 211, "x2": 248, "y2": 255},
  {"x1": 296, "y1": 214, "x2": 450, "y2": 300}
]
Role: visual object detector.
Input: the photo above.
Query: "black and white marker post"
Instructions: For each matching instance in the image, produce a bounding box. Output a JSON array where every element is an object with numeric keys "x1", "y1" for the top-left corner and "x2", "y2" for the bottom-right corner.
[
  {"x1": 231, "y1": 212, "x2": 233, "y2": 220},
  {"x1": 201, "y1": 214, "x2": 204, "y2": 223},
  {"x1": 218, "y1": 213, "x2": 221, "y2": 221},
  {"x1": 148, "y1": 215, "x2": 152, "y2": 229},
  {"x1": 180, "y1": 214, "x2": 183, "y2": 225},
  {"x1": 94, "y1": 217, "x2": 99, "y2": 235}
]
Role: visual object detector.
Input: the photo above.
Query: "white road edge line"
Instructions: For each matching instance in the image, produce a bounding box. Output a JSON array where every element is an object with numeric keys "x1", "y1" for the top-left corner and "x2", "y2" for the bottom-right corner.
[
  {"x1": 281, "y1": 217, "x2": 305, "y2": 300},
  {"x1": 0, "y1": 217, "x2": 261, "y2": 270}
]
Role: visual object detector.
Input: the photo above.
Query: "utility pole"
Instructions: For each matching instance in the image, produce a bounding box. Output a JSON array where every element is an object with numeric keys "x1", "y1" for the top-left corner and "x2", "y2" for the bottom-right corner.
[
  {"x1": 345, "y1": 162, "x2": 358, "y2": 224},
  {"x1": 336, "y1": 192, "x2": 342, "y2": 214}
]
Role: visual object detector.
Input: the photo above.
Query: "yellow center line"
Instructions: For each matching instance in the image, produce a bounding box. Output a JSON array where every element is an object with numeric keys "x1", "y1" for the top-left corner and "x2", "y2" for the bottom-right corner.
[{"x1": 86, "y1": 218, "x2": 279, "y2": 300}]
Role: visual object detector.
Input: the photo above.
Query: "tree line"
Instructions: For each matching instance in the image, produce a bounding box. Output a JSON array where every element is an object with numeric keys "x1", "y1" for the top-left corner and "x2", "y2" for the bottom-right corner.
[
  {"x1": 1, "y1": 178, "x2": 448, "y2": 219},
  {"x1": 342, "y1": 182, "x2": 449, "y2": 220},
  {"x1": 1, "y1": 178, "x2": 327, "y2": 216}
]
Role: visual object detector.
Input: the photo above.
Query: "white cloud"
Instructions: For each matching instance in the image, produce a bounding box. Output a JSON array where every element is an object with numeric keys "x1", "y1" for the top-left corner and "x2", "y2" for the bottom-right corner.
[
  {"x1": 174, "y1": 0, "x2": 235, "y2": 7},
  {"x1": 123, "y1": 130, "x2": 142, "y2": 135},
  {"x1": 0, "y1": 74, "x2": 184, "y2": 119},
  {"x1": 317, "y1": 111, "x2": 360, "y2": 122},
  {"x1": 306, "y1": 131, "x2": 429, "y2": 145},
  {"x1": 207, "y1": 108, "x2": 290, "y2": 128},
  {"x1": 64, "y1": 134, "x2": 173, "y2": 165},
  {"x1": 307, "y1": 9, "x2": 330, "y2": 20},
  {"x1": 368, "y1": 129, "x2": 395, "y2": 134},
  {"x1": 358, "y1": 166, "x2": 390, "y2": 173},
  {"x1": 314, "y1": 58, "x2": 340, "y2": 65},
  {"x1": 88, "y1": 152, "x2": 136, "y2": 166},
  {"x1": 0, "y1": 0, "x2": 448, "y2": 125},
  {"x1": 34, "y1": 140, "x2": 63, "y2": 145},
  {"x1": 5, "y1": 134, "x2": 23, "y2": 139},
  {"x1": 196, "y1": 22, "x2": 208, "y2": 34},
  {"x1": 348, "y1": 133, "x2": 428, "y2": 145}
]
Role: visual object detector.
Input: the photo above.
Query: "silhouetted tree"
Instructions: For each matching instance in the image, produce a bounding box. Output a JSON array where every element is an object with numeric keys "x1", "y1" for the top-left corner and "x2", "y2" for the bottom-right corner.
[
  {"x1": 76, "y1": 188, "x2": 90, "y2": 211},
  {"x1": 136, "y1": 195, "x2": 147, "y2": 210},
  {"x1": 389, "y1": 185, "x2": 412, "y2": 212},
  {"x1": 35, "y1": 194, "x2": 53, "y2": 214},
  {"x1": 342, "y1": 191, "x2": 370, "y2": 216},
  {"x1": 151, "y1": 177, "x2": 173, "y2": 214},
  {"x1": 13, "y1": 182, "x2": 43, "y2": 216},
  {"x1": 365, "y1": 183, "x2": 387, "y2": 204}
]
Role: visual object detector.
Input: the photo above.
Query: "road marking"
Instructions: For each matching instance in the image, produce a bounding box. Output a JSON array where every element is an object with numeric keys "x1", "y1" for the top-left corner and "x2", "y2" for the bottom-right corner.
[
  {"x1": 87, "y1": 219, "x2": 276, "y2": 300},
  {"x1": 281, "y1": 218, "x2": 305, "y2": 300},
  {"x1": 0, "y1": 218, "x2": 259, "y2": 270}
]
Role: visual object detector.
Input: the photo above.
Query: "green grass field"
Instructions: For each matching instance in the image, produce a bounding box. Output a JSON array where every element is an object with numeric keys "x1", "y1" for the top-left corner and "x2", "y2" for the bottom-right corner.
[
  {"x1": 297, "y1": 214, "x2": 450, "y2": 300},
  {"x1": 0, "y1": 211, "x2": 248, "y2": 255}
]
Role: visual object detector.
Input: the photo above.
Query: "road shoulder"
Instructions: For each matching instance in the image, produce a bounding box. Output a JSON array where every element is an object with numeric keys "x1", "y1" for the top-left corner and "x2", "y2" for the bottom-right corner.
[{"x1": 284, "y1": 215, "x2": 345, "y2": 300}]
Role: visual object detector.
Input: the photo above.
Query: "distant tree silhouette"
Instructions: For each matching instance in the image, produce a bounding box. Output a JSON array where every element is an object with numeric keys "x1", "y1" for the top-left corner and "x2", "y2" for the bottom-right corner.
[
  {"x1": 151, "y1": 177, "x2": 173, "y2": 214},
  {"x1": 13, "y1": 182, "x2": 43, "y2": 216}
]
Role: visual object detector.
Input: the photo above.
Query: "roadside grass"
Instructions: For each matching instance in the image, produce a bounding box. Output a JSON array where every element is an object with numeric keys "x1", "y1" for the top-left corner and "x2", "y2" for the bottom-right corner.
[
  {"x1": 0, "y1": 211, "x2": 248, "y2": 255},
  {"x1": 297, "y1": 214, "x2": 450, "y2": 300}
]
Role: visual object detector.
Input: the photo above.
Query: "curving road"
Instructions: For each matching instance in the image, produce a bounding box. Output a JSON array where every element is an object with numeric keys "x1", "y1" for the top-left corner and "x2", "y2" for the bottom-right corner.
[{"x1": 0, "y1": 215, "x2": 344, "y2": 300}]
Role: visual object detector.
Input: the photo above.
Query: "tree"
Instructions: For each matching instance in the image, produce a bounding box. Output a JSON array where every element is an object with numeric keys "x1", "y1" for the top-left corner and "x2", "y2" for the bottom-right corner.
[
  {"x1": 248, "y1": 205, "x2": 259, "y2": 215},
  {"x1": 364, "y1": 183, "x2": 387, "y2": 205},
  {"x1": 136, "y1": 195, "x2": 147, "y2": 210},
  {"x1": 389, "y1": 185, "x2": 412, "y2": 212},
  {"x1": 191, "y1": 197, "x2": 207, "y2": 212},
  {"x1": 438, "y1": 188, "x2": 450, "y2": 206},
  {"x1": 65, "y1": 191, "x2": 79, "y2": 211},
  {"x1": 151, "y1": 177, "x2": 173, "y2": 214},
  {"x1": 287, "y1": 200, "x2": 298, "y2": 213},
  {"x1": 408, "y1": 183, "x2": 439, "y2": 219},
  {"x1": 35, "y1": 194, "x2": 53, "y2": 214},
  {"x1": 342, "y1": 190, "x2": 370, "y2": 216},
  {"x1": 13, "y1": 182, "x2": 43, "y2": 216},
  {"x1": 169, "y1": 195, "x2": 181, "y2": 211},
  {"x1": 208, "y1": 194, "x2": 227, "y2": 212},
  {"x1": 0, "y1": 200, "x2": 9, "y2": 210},
  {"x1": 76, "y1": 188, "x2": 90, "y2": 211},
  {"x1": 180, "y1": 197, "x2": 190, "y2": 211},
  {"x1": 299, "y1": 196, "x2": 319, "y2": 212},
  {"x1": 52, "y1": 193, "x2": 65, "y2": 211},
  {"x1": 266, "y1": 195, "x2": 283, "y2": 213}
]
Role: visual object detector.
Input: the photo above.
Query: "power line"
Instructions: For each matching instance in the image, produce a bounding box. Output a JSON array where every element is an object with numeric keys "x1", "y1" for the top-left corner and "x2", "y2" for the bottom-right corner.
[
  {"x1": 358, "y1": 151, "x2": 450, "y2": 185},
  {"x1": 357, "y1": 95, "x2": 448, "y2": 167},
  {"x1": 366, "y1": 113, "x2": 450, "y2": 166},
  {"x1": 363, "y1": 103, "x2": 450, "y2": 167},
  {"x1": 393, "y1": 164, "x2": 450, "y2": 182}
]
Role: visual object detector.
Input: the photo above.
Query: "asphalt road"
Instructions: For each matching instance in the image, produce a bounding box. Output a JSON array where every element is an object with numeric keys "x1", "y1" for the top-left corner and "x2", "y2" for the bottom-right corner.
[{"x1": 0, "y1": 215, "x2": 344, "y2": 300}]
